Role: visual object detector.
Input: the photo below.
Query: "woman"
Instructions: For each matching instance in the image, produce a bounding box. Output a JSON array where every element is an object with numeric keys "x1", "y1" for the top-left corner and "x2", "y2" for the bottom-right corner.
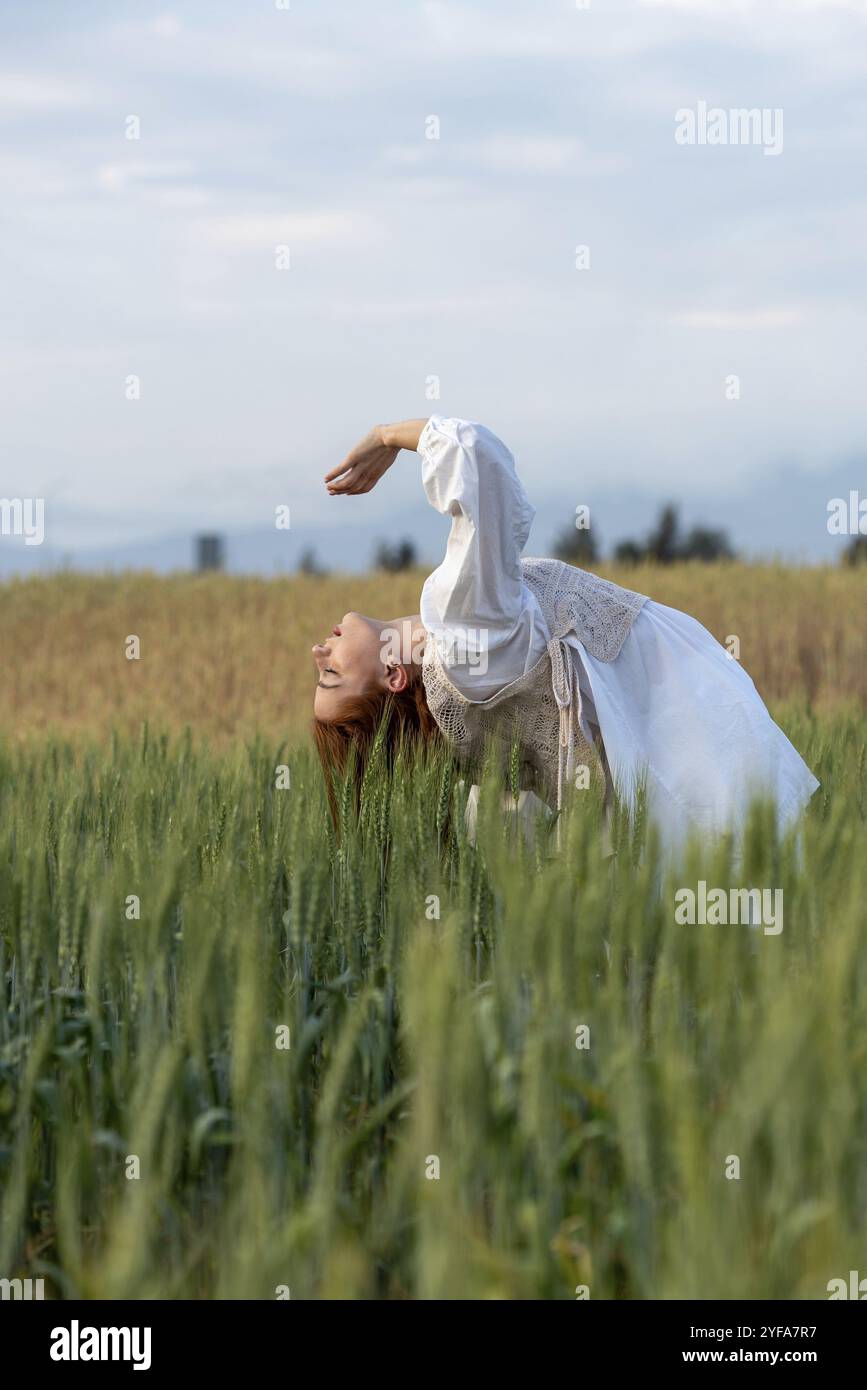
[{"x1": 312, "y1": 416, "x2": 819, "y2": 848}]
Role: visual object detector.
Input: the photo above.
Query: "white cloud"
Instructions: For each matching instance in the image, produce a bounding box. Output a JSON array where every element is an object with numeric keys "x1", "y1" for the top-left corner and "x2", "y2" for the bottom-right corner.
[
  {"x1": 148, "y1": 187, "x2": 214, "y2": 210},
  {"x1": 672, "y1": 309, "x2": 805, "y2": 329},
  {"x1": 465, "y1": 136, "x2": 626, "y2": 175},
  {"x1": 96, "y1": 160, "x2": 195, "y2": 193},
  {"x1": 328, "y1": 288, "x2": 536, "y2": 320},
  {"x1": 196, "y1": 210, "x2": 378, "y2": 252},
  {"x1": 419, "y1": 0, "x2": 671, "y2": 60},
  {"x1": 106, "y1": 21, "x2": 361, "y2": 95},
  {"x1": 383, "y1": 145, "x2": 425, "y2": 167},
  {"x1": 0, "y1": 72, "x2": 96, "y2": 110},
  {"x1": 641, "y1": 0, "x2": 863, "y2": 10},
  {"x1": 384, "y1": 136, "x2": 625, "y2": 178},
  {"x1": 0, "y1": 155, "x2": 74, "y2": 198},
  {"x1": 153, "y1": 14, "x2": 183, "y2": 38}
]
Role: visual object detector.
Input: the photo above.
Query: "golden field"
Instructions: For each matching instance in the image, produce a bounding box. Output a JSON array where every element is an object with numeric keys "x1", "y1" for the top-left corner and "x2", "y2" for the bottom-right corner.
[{"x1": 4, "y1": 562, "x2": 865, "y2": 743}]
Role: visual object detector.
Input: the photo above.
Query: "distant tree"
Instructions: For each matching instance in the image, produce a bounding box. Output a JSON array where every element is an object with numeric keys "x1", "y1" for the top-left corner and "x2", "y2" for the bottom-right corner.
[
  {"x1": 679, "y1": 526, "x2": 735, "y2": 562},
  {"x1": 298, "y1": 548, "x2": 327, "y2": 576},
  {"x1": 552, "y1": 523, "x2": 600, "y2": 566},
  {"x1": 196, "y1": 533, "x2": 225, "y2": 572},
  {"x1": 374, "y1": 538, "x2": 417, "y2": 573},
  {"x1": 645, "y1": 504, "x2": 681, "y2": 565},
  {"x1": 843, "y1": 535, "x2": 867, "y2": 567},
  {"x1": 613, "y1": 539, "x2": 644, "y2": 566},
  {"x1": 614, "y1": 505, "x2": 735, "y2": 566}
]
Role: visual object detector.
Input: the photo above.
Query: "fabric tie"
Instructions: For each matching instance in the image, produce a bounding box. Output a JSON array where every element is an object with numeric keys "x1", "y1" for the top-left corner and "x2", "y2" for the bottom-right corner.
[{"x1": 547, "y1": 637, "x2": 578, "y2": 814}]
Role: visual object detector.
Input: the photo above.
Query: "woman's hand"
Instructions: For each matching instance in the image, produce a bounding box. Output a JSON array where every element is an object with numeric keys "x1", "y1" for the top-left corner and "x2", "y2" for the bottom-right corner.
[
  {"x1": 325, "y1": 419, "x2": 428, "y2": 495},
  {"x1": 325, "y1": 426, "x2": 399, "y2": 495}
]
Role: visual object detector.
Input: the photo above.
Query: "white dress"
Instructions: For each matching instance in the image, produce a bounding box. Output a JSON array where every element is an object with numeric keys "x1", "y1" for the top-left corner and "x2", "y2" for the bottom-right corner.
[{"x1": 417, "y1": 415, "x2": 819, "y2": 850}]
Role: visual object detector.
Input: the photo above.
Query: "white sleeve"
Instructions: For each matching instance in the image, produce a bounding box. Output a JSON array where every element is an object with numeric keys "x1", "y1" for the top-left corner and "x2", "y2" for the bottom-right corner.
[{"x1": 418, "y1": 416, "x2": 549, "y2": 700}]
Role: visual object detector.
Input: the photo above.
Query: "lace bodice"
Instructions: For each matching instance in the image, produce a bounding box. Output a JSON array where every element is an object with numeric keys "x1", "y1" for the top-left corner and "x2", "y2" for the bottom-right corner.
[{"x1": 422, "y1": 557, "x2": 647, "y2": 809}]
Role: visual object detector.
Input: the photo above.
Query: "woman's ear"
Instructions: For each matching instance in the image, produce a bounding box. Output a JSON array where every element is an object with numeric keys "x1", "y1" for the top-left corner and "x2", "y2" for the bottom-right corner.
[{"x1": 385, "y1": 663, "x2": 409, "y2": 694}]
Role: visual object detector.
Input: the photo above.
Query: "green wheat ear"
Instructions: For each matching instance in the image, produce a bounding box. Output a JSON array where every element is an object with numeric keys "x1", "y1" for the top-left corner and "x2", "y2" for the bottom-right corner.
[
  {"x1": 509, "y1": 738, "x2": 521, "y2": 805},
  {"x1": 435, "y1": 759, "x2": 452, "y2": 839}
]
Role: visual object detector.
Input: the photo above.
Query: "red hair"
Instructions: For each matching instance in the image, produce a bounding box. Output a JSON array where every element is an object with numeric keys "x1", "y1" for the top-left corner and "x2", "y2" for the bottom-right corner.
[{"x1": 312, "y1": 673, "x2": 443, "y2": 828}]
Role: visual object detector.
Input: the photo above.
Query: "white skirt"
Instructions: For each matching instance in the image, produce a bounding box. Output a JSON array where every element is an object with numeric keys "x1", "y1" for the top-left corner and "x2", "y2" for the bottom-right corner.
[{"x1": 569, "y1": 600, "x2": 820, "y2": 851}]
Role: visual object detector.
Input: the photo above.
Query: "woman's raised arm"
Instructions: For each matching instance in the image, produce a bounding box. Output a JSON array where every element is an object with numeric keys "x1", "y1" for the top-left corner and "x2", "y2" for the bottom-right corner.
[{"x1": 416, "y1": 417, "x2": 536, "y2": 629}]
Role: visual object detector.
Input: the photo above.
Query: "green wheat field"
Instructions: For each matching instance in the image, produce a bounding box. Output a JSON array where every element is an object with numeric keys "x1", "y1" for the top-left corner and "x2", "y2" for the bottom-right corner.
[{"x1": 1, "y1": 569, "x2": 865, "y2": 1299}]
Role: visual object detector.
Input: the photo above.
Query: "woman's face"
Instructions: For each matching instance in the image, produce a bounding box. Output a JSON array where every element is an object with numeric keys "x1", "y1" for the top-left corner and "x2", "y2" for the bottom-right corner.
[{"x1": 312, "y1": 612, "x2": 390, "y2": 721}]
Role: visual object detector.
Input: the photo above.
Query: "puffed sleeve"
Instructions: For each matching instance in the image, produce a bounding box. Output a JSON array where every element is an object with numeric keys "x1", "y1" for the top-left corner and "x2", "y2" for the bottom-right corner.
[{"x1": 418, "y1": 416, "x2": 549, "y2": 700}]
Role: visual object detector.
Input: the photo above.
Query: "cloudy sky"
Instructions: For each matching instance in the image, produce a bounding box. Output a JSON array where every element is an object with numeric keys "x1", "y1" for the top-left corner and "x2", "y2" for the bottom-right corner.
[{"x1": 2, "y1": 0, "x2": 865, "y2": 570}]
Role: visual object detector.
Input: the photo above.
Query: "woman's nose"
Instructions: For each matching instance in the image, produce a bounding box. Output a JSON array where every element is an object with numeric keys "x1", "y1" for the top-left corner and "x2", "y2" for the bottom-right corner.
[{"x1": 312, "y1": 642, "x2": 329, "y2": 658}]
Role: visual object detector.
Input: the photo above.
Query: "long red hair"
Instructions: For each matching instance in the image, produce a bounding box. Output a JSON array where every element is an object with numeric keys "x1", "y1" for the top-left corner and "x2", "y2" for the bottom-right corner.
[{"x1": 312, "y1": 673, "x2": 442, "y2": 828}]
